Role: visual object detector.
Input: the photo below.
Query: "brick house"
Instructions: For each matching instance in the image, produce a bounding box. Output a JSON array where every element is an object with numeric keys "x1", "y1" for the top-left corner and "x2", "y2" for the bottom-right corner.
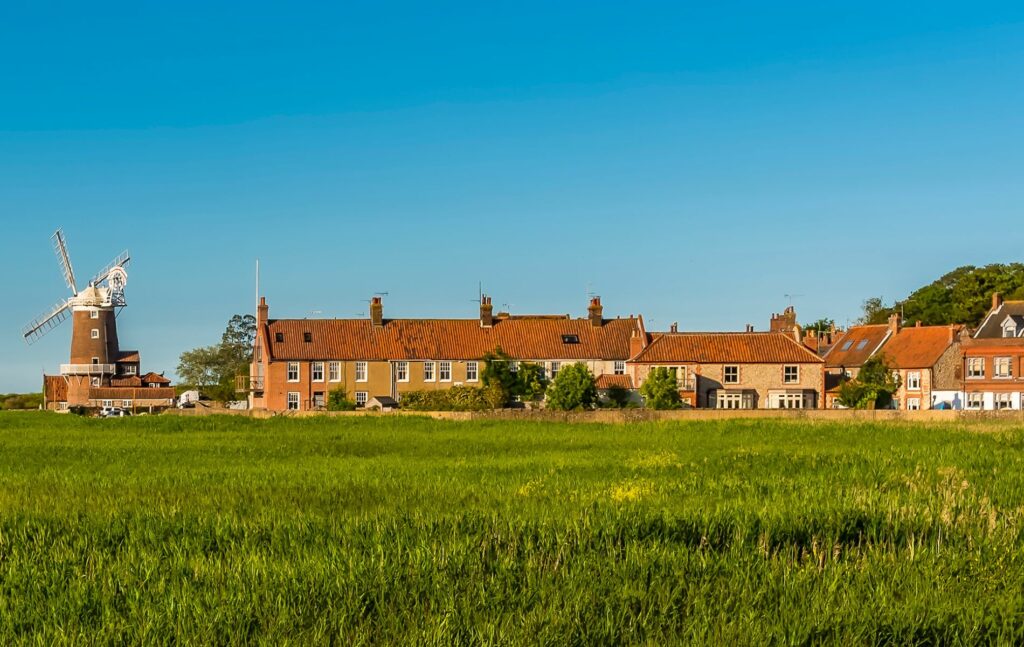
[
  {"x1": 246, "y1": 295, "x2": 646, "y2": 411},
  {"x1": 961, "y1": 293, "x2": 1024, "y2": 410},
  {"x1": 822, "y1": 321, "x2": 894, "y2": 407},
  {"x1": 628, "y1": 331, "x2": 825, "y2": 409}
]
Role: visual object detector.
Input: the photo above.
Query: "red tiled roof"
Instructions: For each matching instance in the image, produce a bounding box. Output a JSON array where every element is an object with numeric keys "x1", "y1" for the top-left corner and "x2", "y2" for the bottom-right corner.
[
  {"x1": 140, "y1": 372, "x2": 171, "y2": 384},
  {"x1": 117, "y1": 351, "x2": 141, "y2": 363},
  {"x1": 878, "y1": 325, "x2": 959, "y2": 369},
  {"x1": 595, "y1": 374, "x2": 634, "y2": 389},
  {"x1": 630, "y1": 332, "x2": 824, "y2": 364},
  {"x1": 43, "y1": 375, "x2": 67, "y2": 402},
  {"x1": 89, "y1": 387, "x2": 176, "y2": 400},
  {"x1": 111, "y1": 376, "x2": 143, "y2": 387},
  {"x1": 823, "y1": 325, "x2": 891, "y2": 368},
  {"x1": 264, "y1": 316, "x2": 643, "y2": 361}
]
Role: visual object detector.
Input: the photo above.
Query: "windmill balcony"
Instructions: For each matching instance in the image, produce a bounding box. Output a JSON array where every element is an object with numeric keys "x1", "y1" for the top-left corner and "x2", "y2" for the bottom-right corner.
[
  {"x1": 236, "y1": 375, "x2": 265, "y2": 393},
  {"x1": 61, "y1": 363, "x2": 116, "y2": 376}
]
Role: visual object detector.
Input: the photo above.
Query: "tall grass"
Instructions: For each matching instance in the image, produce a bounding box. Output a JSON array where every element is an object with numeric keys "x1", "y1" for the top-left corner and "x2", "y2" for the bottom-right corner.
[{"x1": 0, "y1": 412, "x2": 1022, "y2": 643}]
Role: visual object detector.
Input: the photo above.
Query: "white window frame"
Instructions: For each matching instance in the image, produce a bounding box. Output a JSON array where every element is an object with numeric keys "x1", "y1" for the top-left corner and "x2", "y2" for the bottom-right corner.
[
  {"x1": 328, "y1": 361, "x2": 341, "y2": 382},
  {"x1": 550, "y1": 362, "x2": 561, "y2": 379},
  {"x1": 287, "y1": 362, "x2": 300, "y2": 382},
  {"x1": 287, "y1": 392, "x2": 300, "y2": 411},
  {"x1": 466, "y1": 361, "x2": 478, "y2": 382},
  {"x1": 423, "y1": 361, "x2": 435, "y2": 382},
  {"x1": 91, "y1": 377, "x2": 101, "y2": 387},
  {"x1": 355, "y1": 361, "x2": 368, "y2": 382},
  {"x1": 906, "y1": 371, "x2": 921, "y2": 391},
  {"x1": 311, "y1": 361, "x2": 325, "y2": 382},
  {"x1": 122, "y1": 399, "x2": 132, "y2": 408},
  {"x1": 396, "y1": 361, "x2": 409, "y2": 382},
  {"x1": 91, "y1": 329, "x2": 100, "y2": 339},
  {"x1": 783, "y1": 365, "x2": 799, "y2": 384},
  {"x1": 90, "y1": 310, "x2": 99, "y2": 319},
  {"x1": 771, "y1": 393, "x2": 805, "y2": 409},
  {"x1": 996, "y1": 392, "x2": 1014, "y2": 410},
  {"x1": 907, "y1": 398, "x2": 920, "y2": 411},
  {"x1": 439, "y1": 361, "x2": 452, "y2": 382},
  {"x1": 715, "y1": 392, "x2": 750, "y2": 410},
  {"x1": 995, "y1": 357, "x2": 1013, "y2": 379},
  {"x1": 967, "y1": 358, "x2": 985, "y2": 379},
  {"x1": 724, "y1": 366, "x2": 739, "y2": 384},
  {"x1": 57, "y1": 402, "x2": 68, "y2": 411},
  {"x1": 509, "y1": 361, "x2": 519, "y2": 373},
  {"x1": 613, "y1": 360, "x2": 626, "y2": 376},
  {"x1": 355, "y1": 391, "x2": 368, "y2": 407},
  {"x1": 101, "y1": 400, "x2": 113, "y2": 408},
  {"x1": 967, "y1": 393, "x2": 984, "y2": 410}
]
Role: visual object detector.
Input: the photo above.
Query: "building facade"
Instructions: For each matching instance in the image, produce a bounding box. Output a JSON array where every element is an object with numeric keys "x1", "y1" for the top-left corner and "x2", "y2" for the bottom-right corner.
[{"x1": 961, "y1": 293, "x2": 1024, "y2": 410}]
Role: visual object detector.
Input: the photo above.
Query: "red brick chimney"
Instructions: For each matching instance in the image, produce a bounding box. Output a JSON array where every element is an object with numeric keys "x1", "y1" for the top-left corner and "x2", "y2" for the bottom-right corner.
[
  {"x1": 993, "y1": 292, "x2": 1003, "y2": 311},
  {"x1": 370, "y1": 296, "x2": 384, "y2": 327},
  {"x1": 257, "y1": 296, "x2": 268, "y2": 326},
  {"x1": 629, "y1": 329, "x2": 646, "y2": 358},
  {"x1": 480, "y1": 295, "x2": 493, "y2": 328},
  {"x1": 888, "y1": 312, "x2": 901, "y2": 336},
  {"x1": 588, "y1": 297, "x2": 603, "y2": 327}
]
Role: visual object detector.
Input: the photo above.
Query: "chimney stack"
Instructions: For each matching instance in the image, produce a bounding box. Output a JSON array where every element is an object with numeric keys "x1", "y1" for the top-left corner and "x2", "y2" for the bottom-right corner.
[
  {"x1": 670, "y1": 322, "x2": 678, "y2": 333},
  {"x1": 629, "y1": 328, "x2": 646, "y2": 358},
  {"x1": 745, "y1": 324, "x2": 754, "y2": 333},
  {"x1": 588, "y1": 297, "x2": 603, "y2": 327},
  {"x1": 887, "y1": 312, "x2": 901, "y2": 336},
  {"x1": 370, "y1": 296, "x2": 383, "y2": 327},
  {"x1": 257, "y1": 296, "x2": 268, "y2": 326},
  {"x1": 480, "y1": 295, "x2": 494, "y2": 327},
  {"x1": 993, "y1": 292, "x2": 1003, "y2": 311}
]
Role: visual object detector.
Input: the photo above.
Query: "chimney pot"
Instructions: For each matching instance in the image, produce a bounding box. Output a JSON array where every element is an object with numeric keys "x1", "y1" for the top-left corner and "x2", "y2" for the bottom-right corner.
[
  {"x1": 257, "y1": 297, "x2": 269, "y2": 325},
  {"x1": 993, "y1": 292, "x2": 1003, "y2": 311},
  {"x1": 888, "y1": 312, "x2": 901, "y2": 336},
  {"x1": 588, "y1": 297, "x2": 604, "y2": 327},
  {"x1": 370, "y1": 296, "x2": 384, "y2": 327},
  {"x1": 480, "y1": 294, "x2": 494, "y2": 327},
  {"x1": 670, "y1": 322, "x2": 678, "y2": 333}
]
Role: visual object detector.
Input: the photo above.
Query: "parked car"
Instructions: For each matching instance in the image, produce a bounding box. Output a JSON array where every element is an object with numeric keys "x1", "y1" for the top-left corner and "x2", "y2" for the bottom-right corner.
[{"x1": 99, "y1": 407, "x2": 131, "y2": 418}]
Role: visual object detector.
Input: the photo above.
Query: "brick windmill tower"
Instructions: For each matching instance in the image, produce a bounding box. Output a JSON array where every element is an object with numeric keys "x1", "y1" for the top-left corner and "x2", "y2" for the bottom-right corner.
[{"x1": 23, "y1": 229, "x2": 132, "y2": 402}]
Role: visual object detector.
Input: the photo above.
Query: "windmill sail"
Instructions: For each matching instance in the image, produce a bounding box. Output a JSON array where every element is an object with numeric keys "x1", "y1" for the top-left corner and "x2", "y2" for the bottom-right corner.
[
  {"x1": 23, "y1": 300, "x2": 71, "y2": 344},
  {"x1": 89, "y1": 250, "x2": 130, "y2": 287},
  {"x1": 52, "y1": 229, "x2": 77, "y2": 295}
]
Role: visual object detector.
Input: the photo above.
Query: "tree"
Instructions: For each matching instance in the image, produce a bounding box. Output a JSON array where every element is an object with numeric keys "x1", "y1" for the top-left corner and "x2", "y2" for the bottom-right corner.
[
  {"x1": 604, "y1": 385, "x2": 631, "y2": 409},
  {"x1": 639, "y1": 367, "x2": 682, "y2": 410},
  {"x1": 481, "y1": 348, "x2": 516, "y2": 405},
  {"x1": 836, "y1": 355, "x2": 901, "y2": 409},
  {"x1": 327, "y1": 389, "x2": 356, "y2": 411},
  {"x1": 802, "y1": 318, "x2": 835, "y2": 335},
  {"x1": 516, "y1": 362, "x2": 548, "y2": 402},
  {"x1": 177, "y1": 314, "x2": 257, "y2": 401},
  {"x1": 858, "y1": 297, "x2": 889, "y2": 325},
  {"x1": 545, "y1": 363, "x2": 598, "y2": 411}
]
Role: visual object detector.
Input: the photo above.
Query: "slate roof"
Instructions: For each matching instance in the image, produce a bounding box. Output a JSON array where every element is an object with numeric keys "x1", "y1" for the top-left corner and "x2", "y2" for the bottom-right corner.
[
  {"x1": 263, "y1": 316, "x2": 644, "y2": 362},
  {"x1": 824, "y1": 325, "x2": 892, "y2": 368},
  {"x1": 975, "y1": 301, "x2": 1024, "y2": 338},
  {"x1": 630, "y1": 332, "x2": 824, "y2": 364}
]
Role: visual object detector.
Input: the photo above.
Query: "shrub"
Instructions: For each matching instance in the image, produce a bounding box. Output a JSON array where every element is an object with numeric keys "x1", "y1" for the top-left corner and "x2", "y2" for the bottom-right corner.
[
  {"x1": 401, "y1": 385, "x2": 504, "y2": 412},
  {"x1": 604, "y1": 385, "x2": 632, "y2": 409},
  {"x1": 327, "y1": 389, "x2": 357, "y2": 411},
  {"x1": 837, "y1": 355, "x2": 901, "y2": 409},
  {"x1": 546, "y1": 363, "x2": 598, "y2": 411},
  {"x1": 640, "y1": 367, "x2": 682, "y2": 410}
]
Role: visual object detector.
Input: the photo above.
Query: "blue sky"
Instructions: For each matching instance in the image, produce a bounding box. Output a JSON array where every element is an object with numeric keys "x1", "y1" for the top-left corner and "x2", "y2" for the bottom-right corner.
[{"x1": 2, "y1": 2, "x2": 1023, "y2": 392}]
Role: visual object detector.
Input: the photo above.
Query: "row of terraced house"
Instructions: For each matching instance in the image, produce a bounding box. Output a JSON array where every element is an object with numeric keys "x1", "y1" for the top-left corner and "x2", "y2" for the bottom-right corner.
[{"x1": 242, "y1": 292, "x2": 1024, "y2": 412}]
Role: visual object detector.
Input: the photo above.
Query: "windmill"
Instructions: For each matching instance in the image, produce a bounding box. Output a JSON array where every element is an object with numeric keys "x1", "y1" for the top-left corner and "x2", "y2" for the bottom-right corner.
[{"x1": 22, "y1": 229, "x2": 131, "y2": 380}]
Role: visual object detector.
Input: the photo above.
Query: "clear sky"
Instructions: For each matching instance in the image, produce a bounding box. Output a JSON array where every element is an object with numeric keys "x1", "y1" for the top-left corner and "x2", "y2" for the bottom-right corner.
[{"x1": 2, "y1": 2, "x2": 1023, "y2": 392}]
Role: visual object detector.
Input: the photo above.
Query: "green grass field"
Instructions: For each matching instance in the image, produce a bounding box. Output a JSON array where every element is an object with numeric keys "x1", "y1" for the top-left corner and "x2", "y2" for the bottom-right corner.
[{"x1": 0, "y1": 413, "x2": 1023, "y2": 644}]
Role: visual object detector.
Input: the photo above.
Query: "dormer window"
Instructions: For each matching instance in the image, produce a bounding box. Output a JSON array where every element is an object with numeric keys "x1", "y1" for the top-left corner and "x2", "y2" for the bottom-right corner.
[
  {"x1": 1003, "y1": 323, "x2": 1017, "y2": 338},
  {"x1": 275, "y1": 332, "x2": 284, "y2": 343},
  {"x1": 303, "y1": 332, "x2": 312, "y2": 343},
  {"x1": 561, "y1": 334, "x2": 580, "y2": 344}
]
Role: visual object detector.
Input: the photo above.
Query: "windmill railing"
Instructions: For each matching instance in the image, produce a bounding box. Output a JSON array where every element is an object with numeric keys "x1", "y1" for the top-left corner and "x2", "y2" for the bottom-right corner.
[{"x1": 61, "y1": 364, "x2": 117, "y2": 376}]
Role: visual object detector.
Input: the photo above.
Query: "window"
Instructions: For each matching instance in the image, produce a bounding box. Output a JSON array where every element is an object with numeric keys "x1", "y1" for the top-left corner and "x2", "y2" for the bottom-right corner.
[
  {"x1": 303, "y1": 332, "x2": 312, "y2": 343},
  {"x1": 907, "y1": 398, "x2": 920, "y2": 411},
  {"x1": 783, "y1": 366, "x2": 799, "y2": 384},
  {"x1": 312, "y1": 392, "x2": 325, "y2": 409},
  {"x1": 550, "y1": 362, "x2": 561, "y2": 379},
  {"x1": 328, "y1": 361, "x2": 341, "y2": 382},
  {"x1": 91, "y1": 377, "x2": 100, "y2": 387},
  {"x1": 967, "y1": 393, "x2": 984, "y2": 410},
  {"x1": 287, "y1": 393, "x2": 300, "y2": 410},
  {"x1": 90, "y1": 310, "x2": 99, "y2": 319},
  {"x1": 714, "y1": 392, "x2": 752, "y2": 409},
  {"x1": 91, "y1": 329, "x2": 100, "y2": 339},
  {"x1": 996, "y1": 393, "x2": 1014, "y2": 410},
  {"x1": 311, "y1": 361, "x2": 324, "y2": 382},
  {"x1": 844, "y1": 370, "x2": 852, "y2": 378},
  {"x1": 906, "y1": 371, "x2": 921, "y2": 391},
  {"x1": 614, "y1": 361, "x2": 626, "y2": 376},
  {"x1": 92, "y1": 357, "x2": 99, "y2": 365},
  {"x1": 256, "y1": 343, "x2": 262, "y2": 362},
  {"x1": 287, "y1": 362, "x2": 300, "y2": 382},
  {"x1": 396, "y1": 361, "x2": 409, "y2": 382},
  {"x1": 440, "y1": 361, "x2": 452, "y2": 382},
  {"x1": 841, "y1": 340, "x2": 853, "y2": 351},
  {"x1": 1003, "y1": 322, "x2": 1017, "y2": 338},
  {"x1": 122, "y1": 399, "x2": 132, "y2": 408},
  {"x1": 102, "y1": 400, "x2": 113, "y2": 408},
  {"x1": 57, "y1": 402, "x2": 68, "y2": 411},
  {"x1": 509, "y1": 361, "x2": 519, "y2": 373},
  {"x1": 275, "y1": 332, "x2": 284, "y2": 343},
  {"x1": 856, "y1": 340, "x2": 868, "y2": 351},
  {"x1": 724, "y1": 366, "x2": 739, "y2": 384},
  {"x1": 355, "y1": 362, "x2": 367, "y2": 382},
  {"x1": 124, "y1": 365, "x2": 137, "y2": 375},
  {"x1": 772, "y1": 393, "x2": 805, "y2": 409},
  {"x1": 995, "y1": 357, "x2": 1013, "y2": 378},
  {"x1": 466, "y1": 361, "x2": 478, "y2": 382},
  {"x1": 967, "y1": 357, "x2": 985, "y2": 378},
  {"x1": 561, "y1": 334, "x2": 580, "y2": 344},
  {"x1": 355, "y1": 391, "x2": 368, "y2": 407},
  {"x1": 423, "y1": 362, "x2": 435, "y2": 382}
]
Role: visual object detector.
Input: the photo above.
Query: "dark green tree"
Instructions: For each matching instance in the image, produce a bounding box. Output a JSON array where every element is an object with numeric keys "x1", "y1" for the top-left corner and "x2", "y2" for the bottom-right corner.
[
  {"x1": 327, "y1": 389, "x2": 357, "y2": 411},
  {"x1": 177, "y1": 314, "x2": 257, "y2": 401},
  {"x1": 639, "y1": 367, "x2": 682, "y2": 410},
  {"x1": 545, "y1": 363, "x2": 598, "y2": 411},
  {"x1": 836, "y1": 355, "x2": 901, "y2": 409}
]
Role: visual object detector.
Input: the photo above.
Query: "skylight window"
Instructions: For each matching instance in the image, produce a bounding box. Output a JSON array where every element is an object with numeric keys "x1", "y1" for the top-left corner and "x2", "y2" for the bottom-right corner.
[
  {"x1": 856, "y1": 340, "x2": 868, "y2": 351},
  {"x1": 561, "y1": 334, "x2": 580, "y2": 344},
  {"x1": 275, "y1": 332, "x2": 284, "y2": 343},
  {"x1": 841, "y1": 341, "x2": 853, "y2": 351},
  {"x1": 303, "y1": 332, "x2": 312, "y2": 343}
]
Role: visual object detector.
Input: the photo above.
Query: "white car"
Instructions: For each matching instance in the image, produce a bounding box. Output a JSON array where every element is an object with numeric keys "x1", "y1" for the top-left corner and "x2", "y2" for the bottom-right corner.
[{"x1": 99, "y1": 407, "x2": 131, "y2": 418}]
